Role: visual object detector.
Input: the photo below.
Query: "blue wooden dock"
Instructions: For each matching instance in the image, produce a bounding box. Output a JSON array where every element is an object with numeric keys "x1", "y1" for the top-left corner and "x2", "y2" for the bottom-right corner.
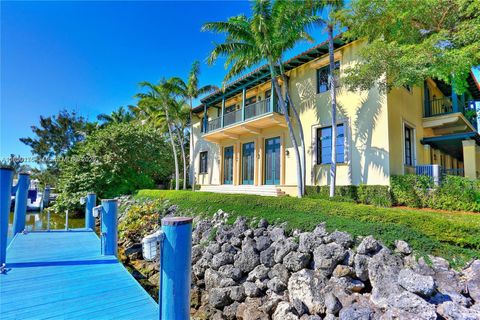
[{"x1": 0, "y1": 230, "x2": 159, "y2": 319}]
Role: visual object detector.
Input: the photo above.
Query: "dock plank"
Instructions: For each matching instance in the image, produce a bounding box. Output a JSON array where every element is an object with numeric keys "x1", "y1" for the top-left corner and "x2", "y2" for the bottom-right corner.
[{"x1": 0, "y1": 231, "x2": 159, "y2": 320}]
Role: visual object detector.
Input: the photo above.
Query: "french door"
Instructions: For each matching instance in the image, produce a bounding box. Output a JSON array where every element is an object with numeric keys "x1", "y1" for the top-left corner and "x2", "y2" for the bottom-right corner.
[
  {"x1": 242, "y1": 142, "x2": 255, "y2": 185},
  {"x1": 265, "y1": 137, "x2": 280, "y2": 185},
  {"x1": 223, "y1": 146, "x2": 234, "y2": 184}
]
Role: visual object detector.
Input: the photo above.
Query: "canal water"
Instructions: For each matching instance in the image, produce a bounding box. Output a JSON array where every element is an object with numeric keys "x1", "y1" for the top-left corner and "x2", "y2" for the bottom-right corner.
[{"x1": 8, "y1": 211, "x2": 84, "y2": 242}]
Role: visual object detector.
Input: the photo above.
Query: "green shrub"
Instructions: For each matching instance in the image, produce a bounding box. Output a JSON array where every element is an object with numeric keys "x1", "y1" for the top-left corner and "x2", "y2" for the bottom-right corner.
[
  {"x1": 391, "y1": 174, "x2": 480, "y2": 212},
  {"x1": 391, "y1": 175, "x2": 432, "y2": 208},
  {"x1": 305, "y1": 185, "x2": 358, "y2": 202},
  {"x1": 430, "y1": 175, "x2": 480, "y2": 212},
  {"x1": 357, "y1": 185, "x2": 392, "y2": 207}
]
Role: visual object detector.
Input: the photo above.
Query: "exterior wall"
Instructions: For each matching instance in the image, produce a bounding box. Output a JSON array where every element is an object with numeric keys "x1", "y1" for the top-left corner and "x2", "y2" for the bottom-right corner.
[
  {"x1": 191, "y1": 107, "x2": 221, "y2": 185},
  {"x1": 288, "y1": 40, "x2": 391, "y2": 186},
  {"x1": 386, "y1": 86, "x2": 426, "y2": 175},
  {"x1": 386, "y1": 79, "x2": 467, "y2": 176}
]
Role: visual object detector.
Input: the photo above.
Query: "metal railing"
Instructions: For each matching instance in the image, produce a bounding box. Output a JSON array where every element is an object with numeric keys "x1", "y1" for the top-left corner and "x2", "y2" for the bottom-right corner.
[
  {"x1": 204, "y1": 98, "x2": 285, "y2": 134},
  {"x1": 426, "y1": 97, "x2": 454, "y2": 117},
  {"x1": 245, "y1": 98, "x2": 271, "y2": 120},
  {"x1": 223, "y1": 109, "x2": 242, "y2": 127},
  {"x1": 415, "y1": 164, "x2": 465, "y2": 185}
]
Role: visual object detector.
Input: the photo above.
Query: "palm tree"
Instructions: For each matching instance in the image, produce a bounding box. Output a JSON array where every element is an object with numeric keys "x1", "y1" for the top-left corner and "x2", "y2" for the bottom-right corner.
[
  {"x1": 97, "y1": 106, "x2": 135, "y2": 127},
  {"x1": 202, "y1": 0, "x2": 319, "y2": 197},
  {"x1": 134, "y1": 80, "x2": 181, "y2": 190},
  {"x1": 306, "y1": 0, "x2": 344, "y2": 197},
  {"x1": 171, "y1": 61, "x2": 217, "y2": 191},
  {"x1": 170, "y1": 99, "x2": 191, "y2": 190}
]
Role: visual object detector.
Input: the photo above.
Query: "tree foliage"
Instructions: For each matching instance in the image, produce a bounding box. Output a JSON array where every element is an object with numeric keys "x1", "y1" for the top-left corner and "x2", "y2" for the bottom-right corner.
[
  {"x1": 97, "y1": 106, "x2": 135, "y2": 128},
  {"x1": 338, "y1": 0, "x2": 480, "y2": 93},
  {"x1": 55, "y1": 122, "x2": 173, "y2": 212},
  {"x1": 20, "y1": 109, "x2": 95, "y2": 165}
]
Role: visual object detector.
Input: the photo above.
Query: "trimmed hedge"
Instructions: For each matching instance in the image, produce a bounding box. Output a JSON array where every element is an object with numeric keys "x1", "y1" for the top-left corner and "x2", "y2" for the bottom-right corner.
[
  {"x1": 391, "y1": 175, "x2": 480, "y2": 212},
  {"x1": 306, "y1": 185, "x2": 392, "y2": 207}
]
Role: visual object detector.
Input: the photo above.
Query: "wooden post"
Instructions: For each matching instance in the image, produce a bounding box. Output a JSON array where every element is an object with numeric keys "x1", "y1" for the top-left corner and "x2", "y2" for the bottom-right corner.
[
  {"x1": 221, "y1": 97, "x2": 225, "y2": 128},
  {"x1": 242, "y1": 88, "x2": 246, "y2": 121}
]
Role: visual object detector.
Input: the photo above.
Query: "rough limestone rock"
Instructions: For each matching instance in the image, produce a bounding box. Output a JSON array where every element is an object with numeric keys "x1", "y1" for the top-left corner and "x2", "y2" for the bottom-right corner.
[
  {"x1": 212, "y1": 252, "x2": 235, "y2": 270},
  {"x1": 398, "y1": 268, "x2": 436, "y2": 297},
  {"x1": 464, "y1": 260, "x2": 480, "y2": 303},
  {"x1": 219, "y1": 264, "x2": 243, "y2": 282},
  {"x1": 288, "y1": 269, "x2": 327, "y2": 315},
  {"x1": 394, "y1": 240, "x2": 412, "y2": 255},
  {"x1": 354, "y1": 254, "x2": 370, "y2": 281},
  {"x1": 191, "y1": 244, "x2": 204, "y2": 264},
  {"x1": 270, "y1": 227, "x2": 286, "y2": 242},
  {"x1": 324, "y1": 231, "x2": 354, "y2": 248},
  {"x1": 325, "y1": 292, "x2": 342, "y2": 315},
  {"x1": 269, "y1": 263, "x2": 290, "y2": 285},
  {"x1": 283, "y1": 251, "x2": 311, "y2": 272},
  {"x1": 339, "y1": 303, "x2": 374, "y2": 320},
  {"x1": 333, "y1": 265, "x2": 355, "y2": 278},
  {"x1": 273, "y1": 238, "x2": 298, "y2": 263},
  {"x1": 436, "y1": 301, "x2": 480, "y2": 320},
  {"x1": 247, "y1": 264, "x2": 270, "y2": 282},
  {"x1": 209, "y1": 287, "x2": 232, "y2": 308},
  {"x1": 272, "y1": 302, "x2": 298, "y2": 320},
  {"x1": 256, "y1": 236, "x2": 272, "y2": 252},
  {"x1": 227, "y1": 285, "x2": 246, "y2": 302},
  {"x1": 368, "y1": 249, "x2": 436, "y2": 319},
  {"x1": 234, "y1": 240, "x2": 260, "y2": 273},
  {"x1": 205, "y1": 268, "x2": 223, "y2": 290},
  {"x1": 356, "y1": 236, "x2": 382, "y2": 255},
  {"x1": 243, "y1": 281, "x2": 261, "y2": 298},
  {"x1": 260, "y1": 246, "x2": 276, "y2": 267},
  {"x1": 223, "y1": 302, "x2": 239, "y2": 320},
  {"x1": 298, "y1": 231, "x2": 323, "y2": 253},
  {"x1": 314, "y1": 242, "x2": 347, "y2": 276},
  {"x1": 236, "y1": 297, "x2": 269, "y2": 320},
  {"x1": 267, "y1": 277, "x2": 287, "y2": 293},
  {"x1": 313, "y1": 223, "x2": 327, "y2": 237}
]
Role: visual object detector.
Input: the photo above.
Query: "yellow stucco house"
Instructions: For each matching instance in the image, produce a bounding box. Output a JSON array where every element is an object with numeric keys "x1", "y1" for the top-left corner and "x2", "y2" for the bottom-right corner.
[{"x1": 190, "y1": 39, "x2": 480, "y2": 196}]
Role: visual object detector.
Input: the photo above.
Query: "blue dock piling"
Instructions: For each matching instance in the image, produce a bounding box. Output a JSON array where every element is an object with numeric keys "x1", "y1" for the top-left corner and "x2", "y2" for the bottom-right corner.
[
  {"x1": 12, "y1": 173, "x2": 29, "y2": 235},
  {"x1": 0, "y1": 168, "x2": 14, "y2": 269},
  {"x1": 85, "y1": 193, "x2": 96, "y2": 230},
  {"x1": 160, "y1": 217, "x2": 193, "y2": 320},
  {"x1": 101, "y1": 199, "x2": 118, "y2": 256},
  {"x1": 40, "y1": 185, "x2": 51, "y2": 211}
]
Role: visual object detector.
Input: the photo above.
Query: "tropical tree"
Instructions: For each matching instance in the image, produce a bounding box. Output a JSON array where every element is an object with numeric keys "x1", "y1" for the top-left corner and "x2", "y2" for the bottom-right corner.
[
  {"x1": 337, "y1": 0, "x2": 480, "y2": 94},
  {"x1": 305, "y1": 0, "x2": 345, "y2": 197},
  {"x1": 97, "y1": 106, "x2": 135, "y2": 127},
  {"x1": 172, "y1": 61, "x2": 218, "y2": 191},
  {"x1": 169, "y1": 98, "x2": 191, "y2": 190},
  {"x1": 202, "y1": 0, "x2": 319, "y2": 197},
  {"x1": 134, "y1": 79, "x2": 181, "y2": 190}
]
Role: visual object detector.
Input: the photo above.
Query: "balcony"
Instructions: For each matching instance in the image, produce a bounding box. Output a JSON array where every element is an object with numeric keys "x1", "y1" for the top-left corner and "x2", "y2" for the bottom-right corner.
[
  {"x1": 202, "y1": 98, "x2": 287, "y2": 142},
  {"x1": 423, "y1": 96, "x2": 478, "y2": 132}
]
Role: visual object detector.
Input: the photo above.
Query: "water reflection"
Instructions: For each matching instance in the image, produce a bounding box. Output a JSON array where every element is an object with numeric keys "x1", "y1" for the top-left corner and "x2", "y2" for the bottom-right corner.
[{"x1": 8, "y1": 211, "x2": 85, "y2": 242}]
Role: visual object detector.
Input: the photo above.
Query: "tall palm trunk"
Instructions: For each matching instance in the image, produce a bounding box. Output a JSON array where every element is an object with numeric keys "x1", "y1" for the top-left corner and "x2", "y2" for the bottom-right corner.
[
  {"x1": 165, "y1": 109, "x2": 180, "y2": 190},
  {"x1": 190, "y1": 98, "x2": 196, "y2": 191},
  {"x1": 279, "y1": 70, "x2": 306, "y2": 196},
  {"x1": 175, "y1": 126, "x2": 188, "y2": 190},
  {"x1": 269, "y1": 62, "x2": 303, "y2": 198},
  {"x1": 328, "y1": 24, "x2": 338, "y2": 198}
]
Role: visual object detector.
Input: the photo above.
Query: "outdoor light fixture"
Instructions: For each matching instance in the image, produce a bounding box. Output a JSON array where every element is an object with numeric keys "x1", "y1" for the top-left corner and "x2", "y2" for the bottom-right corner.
[{"x1": 142, "y1": 230, "x2": 164, "y2": 261}]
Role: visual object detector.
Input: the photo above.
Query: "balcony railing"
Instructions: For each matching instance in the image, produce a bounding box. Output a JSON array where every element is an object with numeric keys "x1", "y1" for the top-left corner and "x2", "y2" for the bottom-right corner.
[
  {"x1": 424, "y1": 96, "x2": 478, "y2": 130},
  {"x1": 203, "y1": 98, "x2": 284, "y2": 134}
]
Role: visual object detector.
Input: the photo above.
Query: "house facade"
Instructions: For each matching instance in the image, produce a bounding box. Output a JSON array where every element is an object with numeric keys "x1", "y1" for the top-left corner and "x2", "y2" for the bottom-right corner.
[{"x1": 190, "y1": 39, "x2": 480, "y2": 196}]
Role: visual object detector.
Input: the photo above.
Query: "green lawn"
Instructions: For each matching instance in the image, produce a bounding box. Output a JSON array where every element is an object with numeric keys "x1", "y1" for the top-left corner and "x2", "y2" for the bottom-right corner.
[{"x1": 136, "y1": 190, "x2": 480, "y2": 267}]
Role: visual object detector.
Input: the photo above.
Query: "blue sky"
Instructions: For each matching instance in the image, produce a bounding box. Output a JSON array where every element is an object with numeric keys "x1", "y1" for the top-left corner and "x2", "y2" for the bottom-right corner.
[
  {"x1": 0, "y1": 0, "x2": 326, "y2": 161},
  {"x1": 1, "y1": 1, "x2": 479, "y2": 161}
]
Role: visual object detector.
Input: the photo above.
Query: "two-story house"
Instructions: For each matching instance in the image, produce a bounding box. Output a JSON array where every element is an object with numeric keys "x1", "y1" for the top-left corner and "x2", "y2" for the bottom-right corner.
[{"x1": 190, "y1": 39, "x2": 480, "y2": 196}]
